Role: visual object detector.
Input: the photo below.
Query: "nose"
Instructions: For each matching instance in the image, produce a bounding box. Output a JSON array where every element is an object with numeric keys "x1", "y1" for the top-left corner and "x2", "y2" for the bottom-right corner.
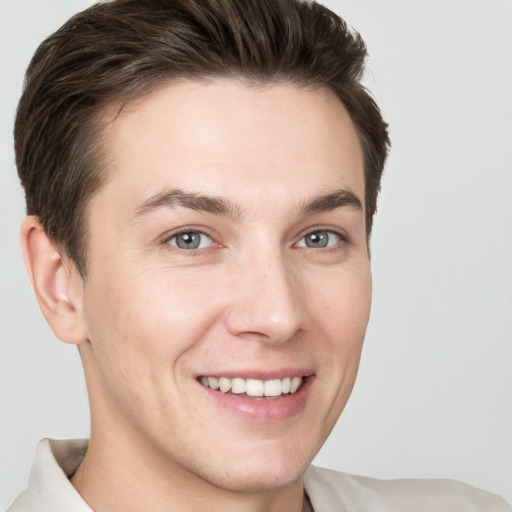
[{"x1": 224, "y1": 251, "x2": 305, "y2": 345}]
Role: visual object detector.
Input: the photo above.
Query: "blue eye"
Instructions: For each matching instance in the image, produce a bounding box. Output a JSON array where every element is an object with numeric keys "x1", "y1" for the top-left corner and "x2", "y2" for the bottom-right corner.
[
  {"x1": 297, "y1": 230, "x2": 341, "y2": 248},
  {"x1": 168, "y1": 231, "x2": 213, "y2": 250}
]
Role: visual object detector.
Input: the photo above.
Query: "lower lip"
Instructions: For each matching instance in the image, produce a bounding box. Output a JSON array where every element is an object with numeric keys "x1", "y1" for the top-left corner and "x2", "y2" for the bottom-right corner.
[{"x1": 197, "y1": 377, "x2": 314, "y2": 422}]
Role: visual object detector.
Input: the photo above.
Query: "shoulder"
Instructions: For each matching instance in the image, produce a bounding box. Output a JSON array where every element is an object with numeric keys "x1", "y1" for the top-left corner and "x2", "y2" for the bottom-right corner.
[
  {"x1": 7, "y1": 438, "x2": 91, "y2": 512},
  {"x1": 304, "y1": 465, "x2": 511, "y2": 512}
]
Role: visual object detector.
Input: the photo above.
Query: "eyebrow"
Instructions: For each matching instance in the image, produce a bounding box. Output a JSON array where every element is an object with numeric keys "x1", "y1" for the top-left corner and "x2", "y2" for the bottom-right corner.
[
  {"x1": 135, "y1": 188, "x2": 243, "y2": 217},
  {"x1": 298, "y1": 189, "x2": 363, "y2": 215},
  {"x1": 135, "y1": 187, "x2": 363, "y2": 218}
]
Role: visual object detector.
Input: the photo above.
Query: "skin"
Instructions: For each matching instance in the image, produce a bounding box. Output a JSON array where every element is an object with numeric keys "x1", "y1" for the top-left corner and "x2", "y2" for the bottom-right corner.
[{"x1": 22, "y1": 80, "x2": 371, "y2": 512}]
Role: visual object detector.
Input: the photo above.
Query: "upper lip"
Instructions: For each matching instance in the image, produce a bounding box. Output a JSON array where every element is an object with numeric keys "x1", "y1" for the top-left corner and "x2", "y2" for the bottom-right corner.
[{"x1": 195, "y1": 368, "x2": 315, "y2": 381}]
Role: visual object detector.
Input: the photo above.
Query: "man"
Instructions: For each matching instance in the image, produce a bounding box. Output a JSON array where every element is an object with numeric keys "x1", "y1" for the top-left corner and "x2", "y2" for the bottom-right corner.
[{"x1": 7, "y1": 0, "x2": 510, "y2": 510}]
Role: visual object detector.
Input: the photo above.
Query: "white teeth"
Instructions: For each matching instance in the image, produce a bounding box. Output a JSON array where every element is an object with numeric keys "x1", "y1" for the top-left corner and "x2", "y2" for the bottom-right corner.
[
  {"x1": 245, "y1": 379, "x2": 264, "y2": 397},
  {"x1": 200, "y1": 375, "x2": 304, "y2": 397},
  {"x1": 264, "y1": 379, "x2": 282, "y2": 397},
  {"x1": 219, "y1": 377, "x2": 231, "y2": 393},
  {"x1": 231, "y1": 378, "x2": 246, "y2": 394},
  {"x1": 290, "y1": 376, "x2": 302, "y2": 393},
  {"x1": 208, "y1": 377, "x2": 219, "y2": 390}
]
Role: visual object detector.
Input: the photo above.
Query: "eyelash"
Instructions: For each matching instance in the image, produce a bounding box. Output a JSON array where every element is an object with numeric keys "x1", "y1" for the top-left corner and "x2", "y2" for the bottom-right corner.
[
  {"x1": 296, "y1": 227, "x2": 348, "y2": 250},
  {"x1": 163, "y1": 228, "x2": 217, "y2": 255}
]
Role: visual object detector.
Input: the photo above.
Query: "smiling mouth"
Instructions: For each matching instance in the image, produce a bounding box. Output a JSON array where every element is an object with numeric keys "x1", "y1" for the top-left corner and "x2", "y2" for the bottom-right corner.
[{"x1": 198, "y1": 376, "x2": 304, "y2": 398}]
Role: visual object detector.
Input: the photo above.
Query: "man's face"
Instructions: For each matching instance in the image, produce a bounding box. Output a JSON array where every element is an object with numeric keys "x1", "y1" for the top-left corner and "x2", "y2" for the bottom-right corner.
[{"x1": 77, "y1": 80, "x2": 371, "y2": 491}]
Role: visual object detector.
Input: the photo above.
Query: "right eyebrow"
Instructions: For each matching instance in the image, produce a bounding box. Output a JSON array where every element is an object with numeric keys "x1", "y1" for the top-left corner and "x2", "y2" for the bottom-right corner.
[{"x1": 135, "y1": 188, "x2": 244, "y2": 218}]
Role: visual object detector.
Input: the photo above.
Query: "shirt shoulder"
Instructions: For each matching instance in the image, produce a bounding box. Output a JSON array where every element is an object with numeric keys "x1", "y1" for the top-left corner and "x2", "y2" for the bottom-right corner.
[
  {"x1": 7, "y1": 439, "x2": 91, "y2": 512},
  {"x1": 304, "y1": 465, "x2": 511, "y2": 512}
]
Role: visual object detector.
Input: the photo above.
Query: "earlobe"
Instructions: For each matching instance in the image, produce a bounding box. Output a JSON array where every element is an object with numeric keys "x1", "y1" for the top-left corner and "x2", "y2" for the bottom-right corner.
[{"x1": 21, "y1": 216, "x2": 88, "y2": 345}]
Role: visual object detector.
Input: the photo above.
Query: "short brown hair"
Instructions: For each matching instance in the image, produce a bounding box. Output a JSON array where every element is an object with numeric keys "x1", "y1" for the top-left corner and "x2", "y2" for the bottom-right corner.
[{"x1": 15, "y1": 0, "x2": 390, "y2": 277}]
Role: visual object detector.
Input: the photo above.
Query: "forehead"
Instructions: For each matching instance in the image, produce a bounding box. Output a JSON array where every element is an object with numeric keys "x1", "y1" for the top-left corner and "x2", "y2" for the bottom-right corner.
[{"x1": 94, "y1": 79, "x2": 365, "y2": 217}]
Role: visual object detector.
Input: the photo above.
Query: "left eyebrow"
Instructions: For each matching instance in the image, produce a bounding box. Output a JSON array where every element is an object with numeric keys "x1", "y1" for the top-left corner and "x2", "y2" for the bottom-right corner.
[{"x1": 298, "y1": 189, "x2": 363, "y2": 216}]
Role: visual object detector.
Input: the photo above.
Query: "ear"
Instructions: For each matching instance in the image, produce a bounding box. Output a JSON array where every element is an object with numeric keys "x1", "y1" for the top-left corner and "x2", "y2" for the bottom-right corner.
[{"x1": 21, "y1": 216, "x2": 88, "y2": 345}]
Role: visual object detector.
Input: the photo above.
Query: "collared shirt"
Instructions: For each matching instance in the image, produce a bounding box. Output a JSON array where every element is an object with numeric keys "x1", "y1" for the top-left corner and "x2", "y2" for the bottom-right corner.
[{"x1": 8, "y1": 438, "x2": 511, "y2": 512}]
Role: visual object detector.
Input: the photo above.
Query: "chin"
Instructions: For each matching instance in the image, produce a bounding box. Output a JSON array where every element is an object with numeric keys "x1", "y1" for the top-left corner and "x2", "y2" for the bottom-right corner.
[
  {"x1": 207, "y1": 464, "x2": 307, "y2": 493},
  {"x1": 191, "y1": 444, "x2": 314, "y2": 493}
]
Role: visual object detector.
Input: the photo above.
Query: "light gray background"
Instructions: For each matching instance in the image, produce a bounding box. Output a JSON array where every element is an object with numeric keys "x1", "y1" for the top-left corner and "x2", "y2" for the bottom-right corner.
[{"x1": 1, "y1": 0, "x2": 511, "y2": 509}]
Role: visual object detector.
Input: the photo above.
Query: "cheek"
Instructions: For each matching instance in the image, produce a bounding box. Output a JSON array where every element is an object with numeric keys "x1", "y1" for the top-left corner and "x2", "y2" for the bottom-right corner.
[
  {"x1": 310, "y1": 262, "x2": 371, "y2": 406},
  {"x1": 81, "y1": 266, "x2": 220, "y2": 388},
  {"x1": 311, "y1": 262, "x2": 372, "y2": 346},
  {"x1": 300, "y1": 263, "x2": 371, "y2": 447},
  {"x1": 80, "y1": 267, "x2": 226, "y2": 432}
]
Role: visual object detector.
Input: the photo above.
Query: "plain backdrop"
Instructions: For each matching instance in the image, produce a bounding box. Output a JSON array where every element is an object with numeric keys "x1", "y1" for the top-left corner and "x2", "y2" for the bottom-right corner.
[{"x1": 1, "y1": 0, "x2": 511, "y2": 510}]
